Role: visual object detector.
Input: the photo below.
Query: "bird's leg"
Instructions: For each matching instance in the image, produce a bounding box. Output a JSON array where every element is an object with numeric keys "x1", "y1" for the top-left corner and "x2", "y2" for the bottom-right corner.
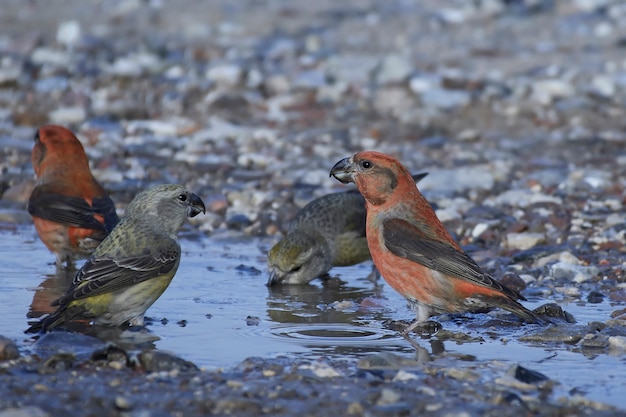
[
  {"x1": 402, "y1": 318, "x2": 423, "y2": 336},
  {"x1": 402, "y1": 319, "x2": 442, "y2": 336},
  {"x1": 402, "y1": 305, "x2": 442, "y2": 336},
  {"x1": 366, "y1": 264, "x2": 381, "y2": 284}
]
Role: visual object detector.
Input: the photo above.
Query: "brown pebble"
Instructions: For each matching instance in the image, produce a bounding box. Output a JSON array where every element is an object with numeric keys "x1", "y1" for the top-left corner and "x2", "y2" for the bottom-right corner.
[
  {"x1": 498, "y1": 272, "x2": 527, "y2": 294},
  {"x1": 0, "y1": 337, "x2": 20, "y2": 361}
]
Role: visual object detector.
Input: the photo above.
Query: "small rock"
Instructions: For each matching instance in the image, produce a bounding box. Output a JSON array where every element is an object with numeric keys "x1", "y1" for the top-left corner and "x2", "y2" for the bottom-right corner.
[
  {"x1": 393, "y1": 370, "x2": 419, "y2": 382},
  {"x1": 0, "y1": 337, "x2": 19, "y2": 361},
  {"x1": 506, "y1": 364, "x2": 549, "y2": 384},
  {"x1": 531, "y1": 79, "x2": 575, "y2": 105},
  {"x1": 498, "y1": 272, "x2": 527, "y2": 294},
  {"x1": 206, "y1": 63, "x2": 242, "y2": 87},
  {"x1": 56, "y1": 21, "x2": 81, "y2": 47},
  {"x1": 331, "y1": 300, "x2": 357, "y2": 311},
  {"x1": 48, "y1": 107, "x2": 86, "y2": 124},
  {"x1": 586, "y1": 291, "x2": 605, "y2": 303},
  {"x1": 581, "y1": 333, "x2": 609, "y2": 349},
  {"x1": 420, "y1": 88, "x2": 471, "y2": 110},
  {"x1": 533, "y1": 251, "x2": 582, "y2": 268},
  {"x1": 357, "y1": 352, "x2": 420, "y2": 370},
  {"x1": 556, "y1": 286, "x2": 582, "y2": 298},
  {"x1": 589, "y1": 75, "x2": 616, "y2": 99},
  {"x1": 299, "y1": 362, "x2": 342, "y2": 378},
  {"x1": 324, "y1": 54, "x2": 379, "y2": 85},
  {"x1": 421, "y1": 166, "x2": 495, "y2": 193},
  {"x1": 0, "y1": 407, "x2": 50, "y2": 417},
  {"x1": 235, "y1": 265, "x2": 262, "y2": 275},
  {"x1": 549, "y1": 262, "x2": 599, "y2": 283},
  {"x1": 0, "y1": 64, "x2": 21, "y2": 86},
  {"x1": 317, "y1": 81, "x2": 349, "y2": 103},
  {"x1": 495, "y1": 375, "x2": 539, "y2": 391},
  {"x1": 376, "y1": 54, "x2": 413, "y2": 84},
  {"x1": 376, "y1": 388, "x2": 402, "y2": 406},
  {"x1": 136, "y1": 350, "x2": 198, "y2": 373},
  {"x1": 471, "y1": 222, "x2": 490, "y2": 238},
  {"x1": 506, "y1": 232, "x2": 545, "y2": 250},
  {"x1": 346, "y1": 402, "x2": 364, "y2": 415},
  {"x1": 608, "y1": 336, "x2": 626, "y2": 351},
  {"x1": 533, "y1": 303, "x2": 576, "y2": 323},
  {"x1": 30, "y1": 47, "x2": 70, "y2": 66},
  {"x1": 226, "y1": 214, "x2": 252, "y2": 230},
  {"x1": 489, "y1": 189, "x2": 562, "y2": 208},
  {"x1": 443, "y1": 367, "x2": 479, "y2": 381},
  {"x1": 114, "y1": 396, "x2": 133, "y2": 411}
]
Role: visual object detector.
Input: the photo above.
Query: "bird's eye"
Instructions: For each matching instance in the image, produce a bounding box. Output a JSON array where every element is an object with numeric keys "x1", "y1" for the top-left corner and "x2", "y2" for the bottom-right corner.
[
  {"x1": 34, "y1": 131, "x2": 40, "y2": 143},
  {"x1": 291, "y1": 265, "x2": 302, "y2": 273},
  {"x1": 178, "y1": 194, "x2": 187, "y2": 202},
  {"x1": 360, "y1": 160, "x2": 373, "y2": 169}
]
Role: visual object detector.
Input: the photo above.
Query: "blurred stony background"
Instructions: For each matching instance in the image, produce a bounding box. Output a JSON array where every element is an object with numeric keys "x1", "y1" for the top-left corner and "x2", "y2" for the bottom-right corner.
[
  {"x1": 0, "y1": 0, "x2": 625, "y2": 273},
  {"x1": 1, "y1": 1, "x2": 626, "y2": 415}
]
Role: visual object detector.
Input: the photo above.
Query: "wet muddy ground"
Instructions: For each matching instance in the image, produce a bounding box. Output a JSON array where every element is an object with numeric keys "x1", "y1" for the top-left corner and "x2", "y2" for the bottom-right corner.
[{"x1": 1, "y1": 0, "x2": 626, "y2": 415}]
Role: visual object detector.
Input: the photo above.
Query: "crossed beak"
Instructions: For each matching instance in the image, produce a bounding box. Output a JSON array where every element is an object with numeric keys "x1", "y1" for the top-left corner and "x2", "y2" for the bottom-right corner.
[
  {"x1": 267, "y1": 270, "x2": 282, "y2": 286},
  {"x1": 329, "y1": 157, "x2": 355, "y2": 184},
  {"x1": 187, "y1": 193, "x2": 206, "y2": 218}
]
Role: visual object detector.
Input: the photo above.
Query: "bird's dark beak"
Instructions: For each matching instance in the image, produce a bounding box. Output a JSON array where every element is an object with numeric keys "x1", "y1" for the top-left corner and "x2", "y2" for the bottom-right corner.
[
  {"x1": 187, "y1": 193, "x2": 206, "y2": 218},
  {"x1": 267, "y1": 271, "x2": 282, "y2": 286},
  {"x1": 329, "y1": 157, "x2": 355, "y2": 184}
]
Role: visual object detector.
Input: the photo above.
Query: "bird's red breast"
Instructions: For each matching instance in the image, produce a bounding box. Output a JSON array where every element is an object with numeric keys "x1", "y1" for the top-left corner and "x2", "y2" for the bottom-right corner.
[{"x1": 28, "y1": 125, "x2": 119, "y2": 265}]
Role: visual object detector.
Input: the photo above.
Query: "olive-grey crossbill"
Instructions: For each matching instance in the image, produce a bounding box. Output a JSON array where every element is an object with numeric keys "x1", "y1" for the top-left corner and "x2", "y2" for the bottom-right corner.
[
  {"x1": 26, "y1": 184, "x2": 205, "y2": 333},
  {"x1": 267, "y1": 173, "x2": 427, "y2": 285}
]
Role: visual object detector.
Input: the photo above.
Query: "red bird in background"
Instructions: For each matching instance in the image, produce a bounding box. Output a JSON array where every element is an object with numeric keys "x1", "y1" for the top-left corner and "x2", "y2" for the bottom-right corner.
[
  {"x1": 28, "y1": 125, "x2": 119, "y2": 268},
  {"x1": 330, "y1": 151, "x2": 542, "y2": 334}
]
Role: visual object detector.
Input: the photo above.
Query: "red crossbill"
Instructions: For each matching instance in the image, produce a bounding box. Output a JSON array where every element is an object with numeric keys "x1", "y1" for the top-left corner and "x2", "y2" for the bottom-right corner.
[
  {"x1": 330, "y1": 151, "x2": 541, "y2": 333},
  {"x1": 26, "y1": 184, "x2": 205, "y2": 333},
  {"x1": 267, "y1": 173, "x2": 428, "y2": 285},
  {"x1": 28, "y1": 125, "x2": 119, "y2": 267}
]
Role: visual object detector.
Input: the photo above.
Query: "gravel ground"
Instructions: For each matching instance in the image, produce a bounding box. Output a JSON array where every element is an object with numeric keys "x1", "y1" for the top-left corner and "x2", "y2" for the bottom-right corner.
[{"x1": 0, "y1": 0, "x2": 625, "y2": 415}]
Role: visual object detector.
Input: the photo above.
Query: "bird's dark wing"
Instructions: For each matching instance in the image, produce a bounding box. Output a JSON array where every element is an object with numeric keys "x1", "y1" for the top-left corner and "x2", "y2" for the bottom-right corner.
[
  {"x1": 92, "y1": 195, "x2": 120, "y2": 233},
  {"x1": 28, "y1": 187, "x2": 118, "y2": 234},
  {"x1": 55, "y1": 242, "x2": 180, "y2": 304},
  {"x1": 382, "y1": 218, "x2": 523, "y2": 301}
]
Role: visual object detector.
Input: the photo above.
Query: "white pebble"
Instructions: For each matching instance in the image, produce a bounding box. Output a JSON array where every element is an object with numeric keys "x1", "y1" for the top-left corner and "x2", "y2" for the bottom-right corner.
[
  {"x1": 471, "y1": 223, "x2": 490, "y2": 239},
  {"x1": 549, "y1": 262, "x2": 599, "y2": 283},
  {"x1": 506, "y1": 232, "x2": 545, "y2": 250},
  {"x1": 206, "y1": 63, "x2": 242, "y2": 87},
  {"x1": 48, "y1": 107, "x2": 86, "y2": 124},
  {"x1": 393, "y1": 370, "x2": 419, "y2": 382},
  {"x1": 56, "y1": 21, "x2": 81, "y2": 47},
  {"x1": 608, "y1": 336, "x2": 626, "y2": 351},
  {"x1": 377, "y1": 388, "x2": 401, "y2": 405}
]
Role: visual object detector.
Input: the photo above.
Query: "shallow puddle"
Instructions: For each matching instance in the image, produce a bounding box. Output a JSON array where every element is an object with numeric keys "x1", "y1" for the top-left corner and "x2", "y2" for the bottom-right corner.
[{"x1": 1, "y1": 226, "x2": 624, "y2": 408}]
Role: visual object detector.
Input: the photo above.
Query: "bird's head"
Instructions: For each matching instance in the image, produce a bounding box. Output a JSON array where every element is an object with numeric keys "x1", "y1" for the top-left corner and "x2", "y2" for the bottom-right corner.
[
  {"x1": 31, "y1": 125, "x2": 91, "y2": 178},
  {"x1": 330, "y1": 151, "x2": 415, "y2": 206},
  {"x1": 125, "y1": 184, "x2": 206, "y2": 235},
  {"x1": 267, "y1": 232, "x2": 332, "y2": 286}
]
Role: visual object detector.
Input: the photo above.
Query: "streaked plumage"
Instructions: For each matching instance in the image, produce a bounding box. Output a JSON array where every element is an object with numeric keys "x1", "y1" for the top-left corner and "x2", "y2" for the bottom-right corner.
[
  {"x1": 330, "y1": 151, "x2": 541, "y2": 332},
  {"x1": 26, "y1": 184, "x2": 205, "y2": 333}
]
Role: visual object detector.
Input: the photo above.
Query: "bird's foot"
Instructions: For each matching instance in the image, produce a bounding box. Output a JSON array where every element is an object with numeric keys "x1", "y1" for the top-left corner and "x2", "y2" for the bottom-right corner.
[
  {"x1": 365, "y1": 266, "x2": 381, "y2": 284},
  {"x1": 402, "y1": 320, "x2": 442, "y2": 337}
]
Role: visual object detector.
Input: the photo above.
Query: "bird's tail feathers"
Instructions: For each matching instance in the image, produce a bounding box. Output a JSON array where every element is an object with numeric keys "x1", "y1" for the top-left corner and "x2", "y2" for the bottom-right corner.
[
  {"x1": 485, "y1": 295, "x2": 546, "y2": 325},
  {"x1": 24, "y1": 305, "x2": 78, "y2": 334}
]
